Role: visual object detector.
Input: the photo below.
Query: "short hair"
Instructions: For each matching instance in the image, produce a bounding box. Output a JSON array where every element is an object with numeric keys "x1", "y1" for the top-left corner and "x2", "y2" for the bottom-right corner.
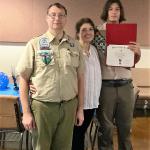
[
  {"x1": 75, "y1": 18, "x2": 95, "y2": 40},
  {"x1": 47, "y1": 3, "x2": 67, "y2": 15},
  {"x1": 101, "y1": 0, "x2": 126, "y2": 23}
]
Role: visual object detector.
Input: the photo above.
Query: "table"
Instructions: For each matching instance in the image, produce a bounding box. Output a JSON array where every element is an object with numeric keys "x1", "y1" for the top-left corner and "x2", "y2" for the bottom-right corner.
[
  {"x1": 0, "y1": 84, "x2": 22, "y2": 112},
  {"x1": 0, "y1": 84, "x2": 19, "y2": 97},
  {"x1": 0, "y1": 84, "x2": 31, "y2": 150}
]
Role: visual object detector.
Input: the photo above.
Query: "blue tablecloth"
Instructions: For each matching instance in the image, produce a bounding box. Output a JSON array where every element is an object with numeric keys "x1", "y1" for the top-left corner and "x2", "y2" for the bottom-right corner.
[{"x1": 0, "y1": 84, "x2": 19, "y2": 96}]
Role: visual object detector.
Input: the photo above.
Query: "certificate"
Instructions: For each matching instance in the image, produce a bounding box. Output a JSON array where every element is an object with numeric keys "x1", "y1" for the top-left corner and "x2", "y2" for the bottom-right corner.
[
  {"x1": 106, "y1": 44, "x2": 134, "y2": 67},
  {"x1": 106, "y1": 23, "x2": 137, "y2": 45}
]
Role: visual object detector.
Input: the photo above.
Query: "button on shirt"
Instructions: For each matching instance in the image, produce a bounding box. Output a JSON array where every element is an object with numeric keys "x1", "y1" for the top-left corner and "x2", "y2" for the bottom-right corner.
[
  {"x1": 16, "y1": 31, "x2": 84, "y2": 102},
  {"x1": 83, "y1": 45, "x2": 101, "y2": 109}
]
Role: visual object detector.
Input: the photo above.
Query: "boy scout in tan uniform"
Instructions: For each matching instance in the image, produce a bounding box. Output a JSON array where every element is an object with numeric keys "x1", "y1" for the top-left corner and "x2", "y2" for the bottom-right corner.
[{"x1": 16, "y1": 3, "x2": 84, "y2": 150}]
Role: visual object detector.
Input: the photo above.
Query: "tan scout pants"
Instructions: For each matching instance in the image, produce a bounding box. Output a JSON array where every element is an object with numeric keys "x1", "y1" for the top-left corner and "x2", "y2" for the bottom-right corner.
[{"x1": 31, "y1": 97, "x2": 77, "y2": 150}]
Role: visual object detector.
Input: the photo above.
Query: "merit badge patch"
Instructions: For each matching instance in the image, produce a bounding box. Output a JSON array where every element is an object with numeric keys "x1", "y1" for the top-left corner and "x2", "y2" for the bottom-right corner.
[{"x1": 38, "y1": 50, "x2": 54, "y2": 65}]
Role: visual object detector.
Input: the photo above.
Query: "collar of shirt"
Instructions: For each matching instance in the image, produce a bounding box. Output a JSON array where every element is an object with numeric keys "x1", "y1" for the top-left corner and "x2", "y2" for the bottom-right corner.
[{"x1": 45, "y1": 31, "x2": 69, "y2": 43}]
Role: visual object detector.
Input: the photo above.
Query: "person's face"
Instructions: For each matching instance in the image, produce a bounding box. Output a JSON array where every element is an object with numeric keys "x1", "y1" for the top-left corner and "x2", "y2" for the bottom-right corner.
[
  {"x1": 107, "y1": 3, "x2": 120, "y2": 23},
  {"x1": 78, "y1": 23, "x2": 94, "y2": 44},
  {"x1": 46, "y1": 6, "x2": 67, "y2": 31}
]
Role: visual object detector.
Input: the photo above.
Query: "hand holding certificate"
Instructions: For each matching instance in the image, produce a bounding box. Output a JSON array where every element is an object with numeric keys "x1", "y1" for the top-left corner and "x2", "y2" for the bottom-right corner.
[{"x1": 106, "y1": 23, "x2": 137, "y2": 67}]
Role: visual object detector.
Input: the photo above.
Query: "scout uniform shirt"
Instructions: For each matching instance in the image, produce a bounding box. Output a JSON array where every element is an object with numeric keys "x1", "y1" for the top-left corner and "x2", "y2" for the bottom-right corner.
[
  {"x1": 92, "y1": 27, "x2": 132, "y2": 80},
  {"x1": 16, "y1": 31, "x2": 84, "y2": 102}
]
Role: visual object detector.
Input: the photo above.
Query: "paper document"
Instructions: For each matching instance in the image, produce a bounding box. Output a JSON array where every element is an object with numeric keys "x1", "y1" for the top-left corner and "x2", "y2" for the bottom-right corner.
[{"x1": 106, "y1": 44, "x2": 134, "y2": 67}]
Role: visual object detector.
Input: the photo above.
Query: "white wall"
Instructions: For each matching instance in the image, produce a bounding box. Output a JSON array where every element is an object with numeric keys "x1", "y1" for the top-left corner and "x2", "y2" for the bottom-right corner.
[
  {"x1": 135, "y1": 47, "x2": 150, "y2": 68},
  {"x1": 0, "y1": 44, "x2": 150, "y2": 75},
  {"x1": 0, "y1": 44, "x2": 25, "y2": 75}
]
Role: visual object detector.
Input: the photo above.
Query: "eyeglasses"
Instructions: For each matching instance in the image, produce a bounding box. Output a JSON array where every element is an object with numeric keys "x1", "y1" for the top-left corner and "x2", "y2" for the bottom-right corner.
[{"x1": 48, "y1": 13, "x2": 66, "y2": 19}]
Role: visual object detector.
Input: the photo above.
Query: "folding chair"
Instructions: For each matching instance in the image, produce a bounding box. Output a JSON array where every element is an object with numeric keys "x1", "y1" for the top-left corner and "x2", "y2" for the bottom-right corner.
[{"x1": 0, "y1": 95, "x2": 25, "y2": 150}]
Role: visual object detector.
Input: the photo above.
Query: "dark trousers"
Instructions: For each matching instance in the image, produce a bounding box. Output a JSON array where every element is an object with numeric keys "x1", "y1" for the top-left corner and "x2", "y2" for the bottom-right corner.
[
  {"x1": 97, "y1": 82, "x2": 134, "y2": 150},
  {"x1": 72, "y1": 109, "x2": 95, "y2": 150}
]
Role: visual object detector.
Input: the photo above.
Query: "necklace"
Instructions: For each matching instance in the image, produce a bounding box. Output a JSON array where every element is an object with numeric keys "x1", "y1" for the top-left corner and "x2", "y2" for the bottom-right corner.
[
  {"x1": 83, "y1": 50, "x2": 90, "y2": 57},
  {"x1": 81, "y1": 43, "x2": 90, "y2": 57}
]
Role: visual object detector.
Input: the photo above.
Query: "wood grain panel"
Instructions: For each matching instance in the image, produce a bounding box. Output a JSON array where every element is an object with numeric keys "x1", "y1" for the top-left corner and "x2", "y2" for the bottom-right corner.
[
  {"x1": 0, "y1": 0, "x2": 149, "y2": 46},
  {"x1": 0, "y1": 0, "x2": 33, "y2": 42}
]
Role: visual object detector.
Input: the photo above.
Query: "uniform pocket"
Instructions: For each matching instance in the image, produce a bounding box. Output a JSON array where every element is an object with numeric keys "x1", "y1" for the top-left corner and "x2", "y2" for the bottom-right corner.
[
  {"x1": 63, "y1": 49, "x2": 79, "y2": 67},
  {"x1": 70, "y1": 51, "x2": 79, "y2": 67}
]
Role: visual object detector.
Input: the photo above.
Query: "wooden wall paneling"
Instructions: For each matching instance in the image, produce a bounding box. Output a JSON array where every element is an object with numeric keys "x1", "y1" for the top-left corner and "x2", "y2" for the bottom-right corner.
[
  {"x1": 123, "y1": 0, "x2": 150, "y2": 47},
  {"x1": 0, "y1": 0, "x2": 149, "y2": 46},
  {"x1": 32, "y1": 0, "x2": 48, "y2": 37},
  {"x1": 0, "y1": 0, "x2": 33, "y2": 42},
  {"x1": 31, "y1": 0, "x2": 102, "y2": 38},
  {"x1": 63, "y1": 0, "x2": 103, "y2": 37}
]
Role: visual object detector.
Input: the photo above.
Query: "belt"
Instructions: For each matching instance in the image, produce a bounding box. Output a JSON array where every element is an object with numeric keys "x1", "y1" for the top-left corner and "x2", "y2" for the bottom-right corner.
[{"x1": 102, "y1": 79, "x2": 132, "y2": 87}]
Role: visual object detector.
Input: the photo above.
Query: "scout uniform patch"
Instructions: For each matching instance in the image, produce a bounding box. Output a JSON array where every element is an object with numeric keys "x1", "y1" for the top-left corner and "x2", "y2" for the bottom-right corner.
[{"x1": 39, "y1": 37, "x2": 54, "y2": 65}]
